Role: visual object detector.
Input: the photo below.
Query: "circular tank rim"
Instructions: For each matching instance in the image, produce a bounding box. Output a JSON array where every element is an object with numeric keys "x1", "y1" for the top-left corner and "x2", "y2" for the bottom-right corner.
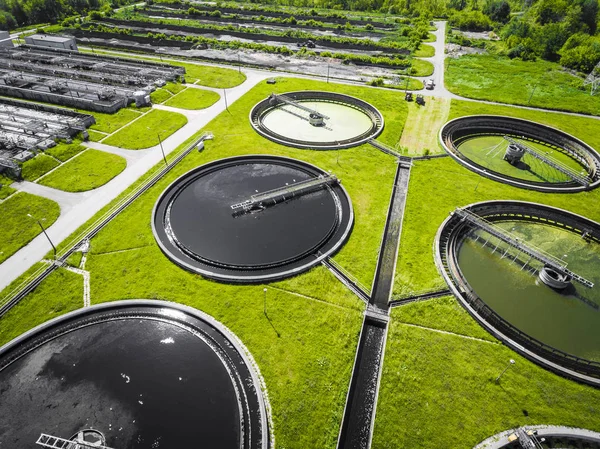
[
  {"x1": 438, "y1": 115, "x2": 600, "y2": 193},
  {"x1": 249, "y1": 90, "x2": 385, "y2": 150},
  {"x1": 151, "y1": 154, "x2": 354, "y2": 283},
  {"x1": 433, "y1": 199, "x2": 600, "y2": 386},
  {"x1": 0, "y1": 298, "x2": 274, "y2": 449},
  {"x1": 474, "y1": 425, "x2": 600, "y2": 449}
]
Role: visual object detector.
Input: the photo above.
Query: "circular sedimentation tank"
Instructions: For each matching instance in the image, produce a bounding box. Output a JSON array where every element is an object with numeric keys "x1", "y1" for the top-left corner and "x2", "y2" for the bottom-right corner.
[
  {"x1": 0, "y1": 300, "x2": 270, "y2": 448},
  {"x1": 439, "y1": 115, "x2": 600, "y2": 192},
  {"x1": 152, "y1": 155, "x2": 353, "y2": 283},
  {"x1": 435, "y1": 200, "x2": 600, "y2": 384},
  {"x1": 249, "y1": 91, "x2": 384, "y2": 149},
  {"x1": 474, "y1": 426, "x2": 600, "y2": 449}
]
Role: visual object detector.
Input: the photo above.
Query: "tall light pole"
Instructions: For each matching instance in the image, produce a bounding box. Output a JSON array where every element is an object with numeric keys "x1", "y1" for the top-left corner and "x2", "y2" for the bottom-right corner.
[
  {"x1": 263, "y1": 288, "x2": 267, "y2": 316},
  {"x1": 495, "y1": 359, "x2": 515, "y2": 383},
  {"x1": 157, "y1": 133, "x2": 167, "y2": 166},
  {"x1": 27, "y1": 213, "x2": 56, "y2": 259}
]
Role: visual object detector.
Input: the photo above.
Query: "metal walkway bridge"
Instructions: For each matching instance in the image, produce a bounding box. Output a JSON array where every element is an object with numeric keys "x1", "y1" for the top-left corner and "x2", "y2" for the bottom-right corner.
[
  {"x1": 231, "y1": 174, "x2": 339, "y2": 212},
  {"x1": 504, "y1": 136, "x2": 591, "y2": 187},
  {"x1": 368, "y1": 139, "x2": 412, "y2": 164},
  {"x1": 455, "y1": 207, "x2": 594, "y2": 288},
  {"x1": 270, "y1": 93, "x2": 330, "y2": 120},
  {"x1": 36, "y1": 434, "x2": 114, "y2": 449}
]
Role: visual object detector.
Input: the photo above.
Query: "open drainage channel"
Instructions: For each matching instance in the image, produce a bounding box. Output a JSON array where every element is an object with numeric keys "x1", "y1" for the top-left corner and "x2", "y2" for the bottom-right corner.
[{"x1": 336, "y1": 157, "x2": 412, "y2": 449}]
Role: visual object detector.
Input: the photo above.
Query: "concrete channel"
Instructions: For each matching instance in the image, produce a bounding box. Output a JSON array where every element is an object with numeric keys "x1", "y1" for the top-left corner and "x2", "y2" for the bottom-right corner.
[{"x1": 337, "y1": 159, "x2": 412, "y2": 449}]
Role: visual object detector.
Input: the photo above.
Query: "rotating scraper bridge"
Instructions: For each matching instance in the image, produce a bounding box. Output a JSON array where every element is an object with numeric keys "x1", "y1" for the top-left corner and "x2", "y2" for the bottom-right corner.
[
  {"x1": 231, "y1": 173, "x2": 338, "y2": 213},
  {"x1": 250, "y1": 91, "x2": 384, "y2": 149},
  {"x1": 436, "y1": 200, "x2": 600, "y2": 384},
  {"x1": 440, "y1": 115, "x2": 600, "y2": 192}
]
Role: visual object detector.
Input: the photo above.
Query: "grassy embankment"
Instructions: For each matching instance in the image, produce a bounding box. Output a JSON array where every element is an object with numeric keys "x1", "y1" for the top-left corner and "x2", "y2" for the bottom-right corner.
[
  {"x1": 410, "y1": 58, "x2": 434, "y2": 76},
  {"x1": 0, "y1": 192, "x2": 60, "y2": 264},
  {"x1": 0, "y1": 268, "x2": 83, "y2": 345},
  {"x1": 38, "y1": 149, "x2": 127, "y2": 192},
  {"x1": 0, "y1": 77, "x2": 408, "y2": 449},
  {"x1": 446, "y1": 54, "x2": 600, "y2": 116},
  {"x1": 0, "y1": 175, "x2": 16, "y2": 200},
  {"x1": 103, "y1": 109, "x2": 188, "y2": 149},
  {"x1": 164, "y1": 87, "x2": 221, "y2": 110},
  {"x1": 414, "y1": 43, "x2": 435, "y2": 58},
  {"x1": 20, "y1": 154, "x2": 60, "y2": 181}
]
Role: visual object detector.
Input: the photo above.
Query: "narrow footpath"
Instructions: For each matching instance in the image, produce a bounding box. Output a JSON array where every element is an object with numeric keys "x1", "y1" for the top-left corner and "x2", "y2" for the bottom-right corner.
[{"x1": 337, "y1": 159, "x2": 412, "y2": 449}]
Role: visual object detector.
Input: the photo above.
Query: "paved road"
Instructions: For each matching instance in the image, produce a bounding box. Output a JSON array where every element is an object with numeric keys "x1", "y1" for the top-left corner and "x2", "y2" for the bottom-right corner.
[
  {"x1": 0, "y1": 69, "x2": 269, "y2": 292},
  {"x1": 413, "y1": 21, "x2": 458, "y2": 99}
]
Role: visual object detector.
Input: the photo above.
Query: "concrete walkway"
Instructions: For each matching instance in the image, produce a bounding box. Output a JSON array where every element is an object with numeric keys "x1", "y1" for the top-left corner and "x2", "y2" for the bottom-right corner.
[
  {"x1": 0, "y1": 69, "x2": 269, "y2": 292},
  {"x1": 12, "y1": 182, "x2": 84, "y2": 213}
]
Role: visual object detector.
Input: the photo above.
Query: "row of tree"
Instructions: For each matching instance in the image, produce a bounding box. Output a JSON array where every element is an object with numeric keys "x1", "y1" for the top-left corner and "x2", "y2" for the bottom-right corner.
[{"x1": 0, "y1": 0, "x2": 133, "y2": 30}]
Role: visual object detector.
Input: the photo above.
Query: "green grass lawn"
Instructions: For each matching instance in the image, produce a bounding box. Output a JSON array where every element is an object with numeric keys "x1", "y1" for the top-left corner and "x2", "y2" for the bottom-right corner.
[
  {"x1": 445, "y1": 54, "x2": 600, "y2": 116},
  {"x1": 0, "y1": 192, "x2": 60, "y2": 263},
  {"x1": 180, "y1": 63, "x2": 247, "y2": 88},
  {"x1": 20, "y1": 154, "x2": 60, "y2": 181},
  {"x1": 385, "y1": 77, "x2": 424, "y2": 91},
  {"x1": 393, "y1": 99, "x2": 600, "y2": 298},
  {"x1": 38, "y1": 149, "x2": 127, "y2": 192},
  {"x1": 410, "y1": 58, "x2": 434, "y2": 76},
  {"x1": 0, "y1": 267, "x2": 83, "y2": 346},
  {"x1": 164, "y1": 82, "x2": 186, "y2": 95},
  {"x1": 87, "y1": 130, "x2": 106, "y2": 142},
  {"x1": 414, "y1": 43, "x2": 435, "y2": 57},
  {"x1": 164, "y1": 88, "x2": 221, "y2": 110},
  {"x1": 373, "y1": 300, "x2": 600, "y2": 449},
  {"x1": 150, "y1": 87, "x2": 173, "y2": 104},
  {"x1": 88, "y1": 108, "x2": 143, "y2": 134},
  {"x1": 103, "y1": 109, "x2": 188, "y2": 149},
  {"x1": 0, "y1": 175, "x2": 15, "y2": 200},
  {"x1": 45, "y1": 141, "x2": 85, "y2": 162}
]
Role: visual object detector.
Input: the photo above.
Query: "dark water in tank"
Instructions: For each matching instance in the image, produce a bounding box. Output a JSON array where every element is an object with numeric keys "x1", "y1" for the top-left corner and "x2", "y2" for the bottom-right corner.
[
  {"x1": 168, "y1": 162, "x2": 339, "y2": 268},
  {"x1": 0, "y1": 318, "x2": 241, "y2": 448},
  {"x1": 458, "y1": 222, "x2": 600, "y2": 362}
]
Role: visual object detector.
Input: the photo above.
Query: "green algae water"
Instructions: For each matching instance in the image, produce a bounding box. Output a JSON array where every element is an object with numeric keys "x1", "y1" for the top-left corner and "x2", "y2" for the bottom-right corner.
[
  {"x1": 457, "y1": 136, "x2": 587, "y2": 184},
  {"x1": 458, "y1": 221, "x2": 600, "y2": 362}
]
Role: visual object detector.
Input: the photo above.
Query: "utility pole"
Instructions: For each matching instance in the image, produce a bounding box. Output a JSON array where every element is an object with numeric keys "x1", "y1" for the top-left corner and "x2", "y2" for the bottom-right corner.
[
  {"x1": 263, "y1": 288, "x2": 267, "y2": 316},
  {"x1": 27, "y1": 214, "x2": 56, "y2": 259},
  {"x1": 224, "y1": 89, "x2": 229, "y2": 112},
  {"x1": 157, "y1": 133, "x2": 167, "y2": 165},
  {"x1": 527, "y1": 84, "x2": 537, "y2": 105}
]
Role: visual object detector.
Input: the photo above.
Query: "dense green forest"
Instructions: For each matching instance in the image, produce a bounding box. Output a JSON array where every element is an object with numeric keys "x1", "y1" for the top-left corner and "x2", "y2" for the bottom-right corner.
[{"x1": 0, "y1": 0, "x2": 132, "y2": 30}]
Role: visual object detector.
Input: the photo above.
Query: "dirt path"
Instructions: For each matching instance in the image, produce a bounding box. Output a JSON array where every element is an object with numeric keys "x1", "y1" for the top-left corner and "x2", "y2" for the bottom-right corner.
[{"x1": 399, "y1": 97, "x2": 451, "y2": 155}]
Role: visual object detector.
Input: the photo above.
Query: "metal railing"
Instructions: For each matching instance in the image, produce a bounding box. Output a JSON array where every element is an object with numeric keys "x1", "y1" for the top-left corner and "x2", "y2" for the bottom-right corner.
[{"x1": 454, "y1": 207, "x2": 593, "y2": 288}]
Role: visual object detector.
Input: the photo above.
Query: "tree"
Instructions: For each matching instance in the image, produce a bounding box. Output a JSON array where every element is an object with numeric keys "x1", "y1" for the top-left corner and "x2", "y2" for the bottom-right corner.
[{"x1": 485, "y1": 0, "x2": 510, "y2": 23}]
